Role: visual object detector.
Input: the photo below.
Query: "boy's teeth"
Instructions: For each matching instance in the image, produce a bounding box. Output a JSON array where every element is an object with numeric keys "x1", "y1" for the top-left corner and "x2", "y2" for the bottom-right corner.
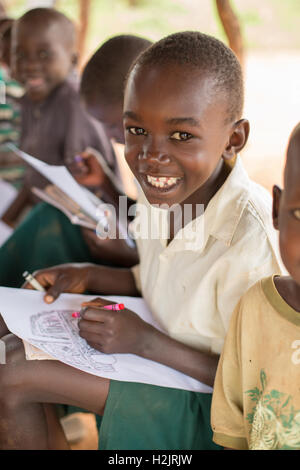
[{"x1": 146, "y1": 175, "x2": 180, "y2": 188}]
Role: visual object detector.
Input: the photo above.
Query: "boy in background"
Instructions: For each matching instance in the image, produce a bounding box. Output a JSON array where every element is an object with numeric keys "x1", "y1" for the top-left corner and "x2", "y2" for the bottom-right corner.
[
  {"x1": 2, "y1": 7, "x2": 115, "y2": 227},
  {"x1": 211, "y1": 123, "x2": 300, "y2": 450}
]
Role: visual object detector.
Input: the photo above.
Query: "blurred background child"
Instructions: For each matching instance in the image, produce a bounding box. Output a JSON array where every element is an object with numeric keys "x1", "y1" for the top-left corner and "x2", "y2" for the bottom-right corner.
[{"x1": 1, "y1": 7, "x2": 116, "y2": 227}]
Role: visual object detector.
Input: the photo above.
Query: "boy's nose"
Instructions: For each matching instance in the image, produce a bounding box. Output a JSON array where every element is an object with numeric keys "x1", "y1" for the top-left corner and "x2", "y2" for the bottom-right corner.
[
  {"x1": 140, "y1": 138, "x2": 171, "y2": 164},
  {"x1": 23, "y1": 55, "x2": 43, "y2": 72},
  {"x1": 139, "y1": 150, "x2": 171, "y2": 165}
]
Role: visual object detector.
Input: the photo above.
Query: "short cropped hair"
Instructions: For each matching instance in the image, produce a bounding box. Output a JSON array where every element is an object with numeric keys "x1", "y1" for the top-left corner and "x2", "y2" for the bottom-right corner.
[
  {"x1": 131, "y1": 31, "x2": 244, "y2": 123},
  {"x1": 17, "y1": 8, "x2": 77, "y2": 50},
  {"x1": 81, "y1": 34, "x2": 152, "y2": 107}
]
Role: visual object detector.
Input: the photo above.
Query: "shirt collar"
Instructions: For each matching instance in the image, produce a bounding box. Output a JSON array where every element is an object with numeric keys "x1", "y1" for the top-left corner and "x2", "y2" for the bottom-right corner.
[
  {"x1": 132, "y1": 156, "x2": 252, "y2": 252},
  {"x1": 202, "y1": 155, "x2": 251, "y2": 247},
  {"x1": 171, "y1": 156, "x2": 252, "y2": 252}
]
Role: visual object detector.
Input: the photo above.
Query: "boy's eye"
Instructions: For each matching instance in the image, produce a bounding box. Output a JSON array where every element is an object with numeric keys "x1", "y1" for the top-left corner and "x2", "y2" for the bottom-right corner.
[
  {"x1": 171, "y1": 131, "x2": 193, "y2": 141},
  {"x1": 128, "y1": 127, "x2": 147, "y2": 136},
  {"x1": 16, "y1": 51, "x2": 25, "y2": 61},
  {"x1": 38, "y1": 50, "x2": 51, "y2": 60},
  {"x1": 293, "y1": 209, "x2": 300, "y2": 220}
]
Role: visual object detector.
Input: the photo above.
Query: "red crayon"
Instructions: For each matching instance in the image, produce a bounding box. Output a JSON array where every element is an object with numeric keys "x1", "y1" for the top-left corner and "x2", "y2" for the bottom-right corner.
[{"x1": 72, "y1": 303, "x2": 125, "y2": 318}]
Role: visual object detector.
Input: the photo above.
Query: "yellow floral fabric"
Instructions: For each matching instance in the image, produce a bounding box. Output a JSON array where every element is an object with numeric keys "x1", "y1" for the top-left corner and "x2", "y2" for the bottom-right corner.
[{"x1": 211, "y1": 276, "x2": 300, "y2": 450}]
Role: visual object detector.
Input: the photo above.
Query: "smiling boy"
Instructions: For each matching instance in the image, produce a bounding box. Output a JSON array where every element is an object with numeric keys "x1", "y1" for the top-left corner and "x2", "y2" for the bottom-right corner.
[{"x1": 0, "y1": 31, "x2": 284, "y2": 450}]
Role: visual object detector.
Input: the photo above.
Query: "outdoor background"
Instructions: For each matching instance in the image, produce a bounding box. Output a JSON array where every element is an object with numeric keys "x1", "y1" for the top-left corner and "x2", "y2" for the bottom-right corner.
[
  {"x1": 3, "y1": 0, "x2": 300, "y2": 194},
  {"x1": 1, "y1": 0, "x2": 299, "y2": 449}
]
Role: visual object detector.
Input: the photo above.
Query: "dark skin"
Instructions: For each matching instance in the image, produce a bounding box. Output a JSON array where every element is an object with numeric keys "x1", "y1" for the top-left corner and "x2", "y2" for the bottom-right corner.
[
  {"x1": 0, "y1": 63, "x2": 249, "y2": 449},
  {"x1": 222, "y1": 125, "x2": 300, "y2": 451},
  {"x1": 66, "y1": 98, "x2": 139, "y2": 267},
  {"x1": 2, "y1": 15, "x2": 77, "y2": 227},
  {"x1": 272, "y1": 124, "x2": 300, "y2": 312},
  {"x1": 0, "y1": 19, "x2": 14, "y2": 69}
]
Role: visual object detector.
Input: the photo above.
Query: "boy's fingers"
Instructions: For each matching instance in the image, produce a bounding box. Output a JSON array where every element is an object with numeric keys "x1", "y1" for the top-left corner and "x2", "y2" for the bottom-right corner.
[
  {"x1": 22, "y1": 281, "x2": 35, "y2": 290},
  {"x1": 81, "y1": 297, "x2": 113, "y2": 308},
  {"x1": 43, "y1": 276, "x2": 68, "y2": 303},
  {"x1": 81, "y1": 308, "x2": 111, "y2": 322}
]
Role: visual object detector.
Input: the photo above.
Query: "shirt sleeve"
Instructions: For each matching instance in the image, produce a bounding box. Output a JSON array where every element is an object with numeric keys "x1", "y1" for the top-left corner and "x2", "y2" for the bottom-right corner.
[
  {"x1": 216, "y1": 224, "x2": 282, "y2": 336},
  {"x1": 131, "y1": 264, "x2": 141, "y2": 293},
  {"x1": 211, "y1": 299, "x2": 249, "y2": 450}
]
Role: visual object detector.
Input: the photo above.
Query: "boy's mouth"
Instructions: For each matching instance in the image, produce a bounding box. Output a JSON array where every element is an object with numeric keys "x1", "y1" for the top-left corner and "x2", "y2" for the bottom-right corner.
[
  {"x1": 25, "y1": 77, "x2": 46, "y2": 90},
  {"x1": 144, "y1": 174, "x2": 182, "y2": 191}
]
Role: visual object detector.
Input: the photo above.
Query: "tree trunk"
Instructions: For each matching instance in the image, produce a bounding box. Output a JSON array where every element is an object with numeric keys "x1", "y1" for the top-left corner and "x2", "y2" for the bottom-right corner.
[
  {"x1": 215, "y1": 0, "x2": 244, "y2": 68},
  {"x1": 78, "y1": 0, "x2": 91, "y2": 69},
  {"x1": 0, "y1": 2, "x2": 6, "y2": 17}
]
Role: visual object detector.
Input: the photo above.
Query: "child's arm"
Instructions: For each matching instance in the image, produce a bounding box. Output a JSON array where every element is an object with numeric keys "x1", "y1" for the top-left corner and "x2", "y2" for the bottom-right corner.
[
  {"x1": 80, "y1": 227, "x2": 139, "y2": 267},
  {"x1": 23, "y1": 263, "x2": 140, "y2": 303},
  {"x1": 78, "y1": 297, "x2": 219, "y2": 387},
  {"x1": 1, "y1": 185, "x2": 31, "y2": 227}
]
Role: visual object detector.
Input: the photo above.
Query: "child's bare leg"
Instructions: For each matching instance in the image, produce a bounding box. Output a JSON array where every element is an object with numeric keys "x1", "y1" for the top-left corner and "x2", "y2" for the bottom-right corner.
[
  {"x1": 0, "y1": 334, "x2": 110, "y2": 450},
  {"x1": 43, "y1": 403, "x2": 70, "y2": 450},
  {"x1": 0, "y1": 314, "x2": 10, "y2": 338}
]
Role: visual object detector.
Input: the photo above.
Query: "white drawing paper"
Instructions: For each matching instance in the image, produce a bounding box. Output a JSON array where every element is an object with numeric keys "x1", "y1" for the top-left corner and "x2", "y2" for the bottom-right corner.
[
  {"x1": 6, "y1": 144, "x2": 100, "y2": 222},
  {"x1": 0, "y1": 287, "x2": 212, "y2": 393}
]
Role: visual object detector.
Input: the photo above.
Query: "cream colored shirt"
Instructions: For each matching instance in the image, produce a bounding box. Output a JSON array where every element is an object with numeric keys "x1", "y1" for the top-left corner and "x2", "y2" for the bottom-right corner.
[
  {"x1": 211, "y1": 276, "x2": 300, "y2": 450},
  {"x1": 129, "y1": 157, "x2": 284, "y2": 354}
]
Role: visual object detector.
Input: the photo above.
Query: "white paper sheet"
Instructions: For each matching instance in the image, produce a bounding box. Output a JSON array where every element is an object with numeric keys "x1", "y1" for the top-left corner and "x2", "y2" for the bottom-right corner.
[
  {"x1": 0, "y1": 287, "x2": 212, "y2": 393},
  {"x1": 6, "y1": 144, "x2": 99, "y2": 222},
  {"x1": 6, "y1": 144, "x2": 135, "y2": 248}
]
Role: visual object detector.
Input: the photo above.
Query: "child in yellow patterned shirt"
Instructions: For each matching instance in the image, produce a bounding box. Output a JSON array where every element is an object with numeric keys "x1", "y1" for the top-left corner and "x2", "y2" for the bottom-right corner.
[{"x1": 211, "y1": 122, "x2": 300, "y2": 450}]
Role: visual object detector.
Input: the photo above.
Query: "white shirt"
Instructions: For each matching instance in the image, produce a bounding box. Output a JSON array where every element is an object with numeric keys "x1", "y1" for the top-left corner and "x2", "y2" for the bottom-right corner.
[{"x1": 129, "y1": 157, "x2": 284, "y2": 354}]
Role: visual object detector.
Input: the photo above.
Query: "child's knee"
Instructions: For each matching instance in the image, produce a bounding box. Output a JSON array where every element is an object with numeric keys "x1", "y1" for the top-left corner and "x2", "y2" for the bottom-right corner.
[{"x1": 0, "y1": 335, "x2": 27, "y2": 407}]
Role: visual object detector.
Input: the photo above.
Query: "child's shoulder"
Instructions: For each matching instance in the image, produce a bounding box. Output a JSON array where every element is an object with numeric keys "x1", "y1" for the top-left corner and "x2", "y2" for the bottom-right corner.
[
  {"x1": 213, "y1": 157, "x2": 275, "y2": 246},
  {"x1": 231, "y1": 275, "x2": 276, "y2": 331}
]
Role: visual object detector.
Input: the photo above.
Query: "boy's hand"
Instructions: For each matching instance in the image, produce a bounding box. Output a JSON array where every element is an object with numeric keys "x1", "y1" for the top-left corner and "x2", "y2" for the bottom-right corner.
[
  {"x1": 22, "y1": 263, "x2": 93, "y2": 304},
  {"x1": 68, "y1": 151, "x2": 107, "y2": 188},
  {"x1": 80, "y1": 227, "x2": 138, "y2": 267},
  {"x1": 78, "y1": 297, "x2": 154, "y2": 355}
]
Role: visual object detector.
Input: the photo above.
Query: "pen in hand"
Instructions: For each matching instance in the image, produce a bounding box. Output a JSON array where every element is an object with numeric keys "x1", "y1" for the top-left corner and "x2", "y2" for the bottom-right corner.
[{"x1": 23, "y1": 271, "x2": 45, "y2": 292}]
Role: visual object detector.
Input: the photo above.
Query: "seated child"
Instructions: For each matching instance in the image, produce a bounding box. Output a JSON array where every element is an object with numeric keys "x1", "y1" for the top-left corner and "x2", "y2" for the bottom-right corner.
[
  {"x1": 0, "y1": 34, "x2": 152, "y2": 287},
  {"x1": 211, "y1": 123, "x2": 300, "y2": 451},
  {"x1": 2, "y1": 7, "x2": 115, "y2": 227},
  {"x1": 0, "y1": 31, "x2": 283, "y2": 450}
]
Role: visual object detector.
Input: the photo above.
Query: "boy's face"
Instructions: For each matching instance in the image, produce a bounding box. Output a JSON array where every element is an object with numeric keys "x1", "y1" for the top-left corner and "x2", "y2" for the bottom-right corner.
[
  {"x1": 12, "y1": 20, "x2": 75, "y2": 102},
  {"x1": 84, "y1": 100, "x2": 125, "y2": 144},
  {"x1": 275, "y1": 131, "x2": 300, "y2": 286},
  {"x1": 123, "y1": 64, "x2": 237, "y2": 207}
]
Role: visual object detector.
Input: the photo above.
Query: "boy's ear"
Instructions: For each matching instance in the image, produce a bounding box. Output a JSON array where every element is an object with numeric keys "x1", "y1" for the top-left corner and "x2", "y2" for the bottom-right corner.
[
  {"x1": 222, "y1": 119, "x2": 250, "y2": 160},
  {"x1": 71, "y1": 52, "x2": 78, "y2": 67},
  {"x1": 272, "y1": 184, "x2": 282, "y2": 230}
]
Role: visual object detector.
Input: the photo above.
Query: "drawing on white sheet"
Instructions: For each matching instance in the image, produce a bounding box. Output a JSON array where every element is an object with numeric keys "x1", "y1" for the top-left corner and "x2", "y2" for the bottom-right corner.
[{"x1": 28, "y1": 310, "x2": 117, "y2": 373}]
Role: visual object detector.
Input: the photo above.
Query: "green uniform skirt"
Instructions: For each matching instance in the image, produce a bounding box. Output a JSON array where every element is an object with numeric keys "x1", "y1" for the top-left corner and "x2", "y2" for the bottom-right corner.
[
  {"x1": 0, "y1": 202, "x2": 95, "y2": 288},
  {"x1": 97, "y1": 380, "x2": 221, "y2": 450}
]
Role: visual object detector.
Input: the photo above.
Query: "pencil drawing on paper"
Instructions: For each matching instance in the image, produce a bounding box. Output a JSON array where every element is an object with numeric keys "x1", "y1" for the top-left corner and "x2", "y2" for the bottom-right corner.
[{"x1": 28, "y1": 310, "x2": 117, "y2": 373}]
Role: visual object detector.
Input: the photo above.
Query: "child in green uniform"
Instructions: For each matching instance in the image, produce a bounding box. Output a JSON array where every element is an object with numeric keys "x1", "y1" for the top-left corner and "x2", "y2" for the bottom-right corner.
[
  {"x1": 211, "y1": 122, "x2": 300, "y2": 450},
  {"x1": 0, "y1": 31, "x2": 282, "y2": 450}
]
